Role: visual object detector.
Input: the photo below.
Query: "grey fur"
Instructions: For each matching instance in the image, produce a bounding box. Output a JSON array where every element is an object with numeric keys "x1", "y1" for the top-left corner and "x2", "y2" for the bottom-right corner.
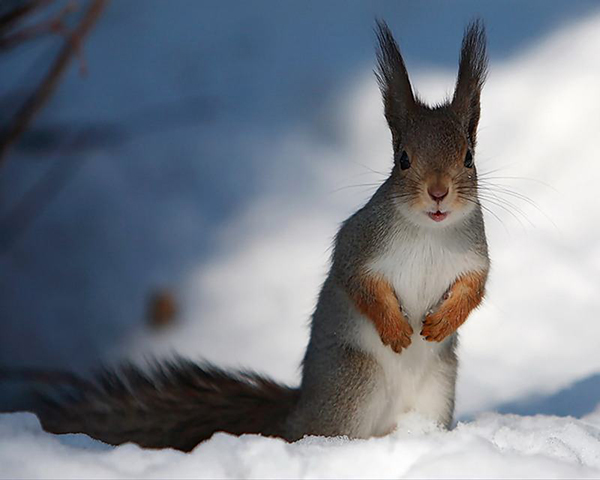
[{"x1": 289, "y1": 171, "x2": 487, "y2": 438}]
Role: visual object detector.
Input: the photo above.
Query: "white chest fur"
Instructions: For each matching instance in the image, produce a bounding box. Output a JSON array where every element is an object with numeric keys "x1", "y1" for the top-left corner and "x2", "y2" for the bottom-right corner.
[
  {"x1": 370, "y1": 225, "x2": 486, "y2": 324},
  {"x1": 351, "y1": 223, "x2": 487, "y2": 436}
]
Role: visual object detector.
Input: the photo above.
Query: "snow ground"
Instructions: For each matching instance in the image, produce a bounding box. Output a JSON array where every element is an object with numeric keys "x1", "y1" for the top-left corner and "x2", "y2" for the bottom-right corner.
[
  {"x1": 3, "y1": 410, "x2": 600, "y2": 479},
  {"x1": 2, "y1": 1, "x2": 600, "y2": 478}
]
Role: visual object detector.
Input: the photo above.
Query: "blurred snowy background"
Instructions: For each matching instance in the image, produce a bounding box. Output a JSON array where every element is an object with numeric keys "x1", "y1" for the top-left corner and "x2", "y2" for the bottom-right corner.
[{"x1": 1, "y1": 0, "x2": 600, "y2": 428}]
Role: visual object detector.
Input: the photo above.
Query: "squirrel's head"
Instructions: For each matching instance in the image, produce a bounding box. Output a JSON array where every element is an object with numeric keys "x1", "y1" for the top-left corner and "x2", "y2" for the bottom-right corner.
[{"x1": 375, "y1": 19, "x2": 487, "y2": 227}]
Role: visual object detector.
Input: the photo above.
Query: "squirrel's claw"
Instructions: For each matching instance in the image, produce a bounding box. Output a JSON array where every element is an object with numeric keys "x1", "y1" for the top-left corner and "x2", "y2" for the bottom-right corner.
[
  {"x1": 421, "y1": 311, "x2": 452, "y2": 342},
  {"x1": 420, "y1": 286, "x2": 459, "y2": 341}
]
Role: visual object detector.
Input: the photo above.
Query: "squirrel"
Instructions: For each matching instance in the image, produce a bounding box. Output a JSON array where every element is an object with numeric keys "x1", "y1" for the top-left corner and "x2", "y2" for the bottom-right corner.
[{"x1": 2, "y1": 19, "x2": 490, "y2": 452}]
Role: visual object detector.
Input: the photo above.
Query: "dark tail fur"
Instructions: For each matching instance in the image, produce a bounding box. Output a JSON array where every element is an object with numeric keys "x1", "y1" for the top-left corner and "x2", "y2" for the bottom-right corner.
[{"x1": 2, "y1": 359, "x2": 299, "y2": 451}]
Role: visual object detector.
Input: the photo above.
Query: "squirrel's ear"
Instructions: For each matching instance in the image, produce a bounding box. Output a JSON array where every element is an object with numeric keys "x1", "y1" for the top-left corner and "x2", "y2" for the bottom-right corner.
[
  {"x1": 375, "y1": 20, "x2": 416, "y2": 145},
  {"x1": 451, "y1": 19, "x2": 487, "y2": 145}
]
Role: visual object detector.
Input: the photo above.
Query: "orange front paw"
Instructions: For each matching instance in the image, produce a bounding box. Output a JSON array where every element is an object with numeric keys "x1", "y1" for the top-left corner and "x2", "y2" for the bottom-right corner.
[
  {"x1": 421, "y1": 271, "x2": 487, "y2": 342},
  {"x1": 379, "y1": 314, "x2": 414, "y2": 353},
  {"x1": 421, "y1": 308, "x2": 455, "y2": 342},
  {"x1": 349, "y1": 273, "x2": 414, "y2": 354}
]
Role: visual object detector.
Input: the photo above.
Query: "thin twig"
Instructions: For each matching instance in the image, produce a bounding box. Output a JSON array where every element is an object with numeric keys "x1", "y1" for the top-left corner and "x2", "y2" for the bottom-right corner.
[
  {"x1": 0, "y1": 0, "x2": 53, "y2": 35},
  {"x1": 0, "y1": 0, "x2": 108, "y2": 168},
  {"x1": 0, "y1": 2, "x2": 76, "y2": 51}
]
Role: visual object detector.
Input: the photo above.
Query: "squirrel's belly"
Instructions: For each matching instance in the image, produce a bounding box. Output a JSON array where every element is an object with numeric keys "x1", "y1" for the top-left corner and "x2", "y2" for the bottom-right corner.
[
  {"x1": 352, "y1": 313, "x2": 449, "y2": 436},
  {"x1": 353, "y1": 231, "x2": 482, "y2": 435}
]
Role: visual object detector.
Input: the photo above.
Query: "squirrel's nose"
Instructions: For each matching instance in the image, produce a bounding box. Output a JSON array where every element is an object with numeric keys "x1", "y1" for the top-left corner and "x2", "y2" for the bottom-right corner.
[{"x1": 428, "y1": 185, "x2": 449, "y2": 202}]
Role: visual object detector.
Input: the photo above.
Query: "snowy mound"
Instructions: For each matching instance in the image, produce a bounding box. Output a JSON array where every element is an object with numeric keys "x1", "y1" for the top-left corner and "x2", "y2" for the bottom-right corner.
[{"x1": 2, "y1": 411, "x2": 600, "y2": 479}]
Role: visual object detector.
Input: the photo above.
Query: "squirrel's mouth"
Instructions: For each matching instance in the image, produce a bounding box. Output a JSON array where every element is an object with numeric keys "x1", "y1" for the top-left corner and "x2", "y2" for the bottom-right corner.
[{"x1": 427, "y1": 210, "x2": 449, "y2": 222}]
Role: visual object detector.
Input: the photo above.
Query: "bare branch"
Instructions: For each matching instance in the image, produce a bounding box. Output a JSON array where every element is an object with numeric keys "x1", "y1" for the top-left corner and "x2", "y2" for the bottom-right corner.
[
  {"x1": 0, "y1": 0, "x2": 108, "y2": 168},
  {"x1": 0, "y1": 1, "x2": 53, "y2": 35},
  {"x1": 0, "y1": 1, "x2": 76, "y2": 51}
]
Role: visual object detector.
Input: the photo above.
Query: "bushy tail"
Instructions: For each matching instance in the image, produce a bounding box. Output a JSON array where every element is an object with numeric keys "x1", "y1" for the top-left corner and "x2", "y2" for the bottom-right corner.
[{"x1": 4, "y1": 359, "x2": 299, "y2": 451}]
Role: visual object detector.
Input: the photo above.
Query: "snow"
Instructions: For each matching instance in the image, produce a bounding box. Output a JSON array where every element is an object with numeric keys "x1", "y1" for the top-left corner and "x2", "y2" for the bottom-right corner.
[
  {"x1": 3, "y1": 410, "x2": 600, "y2": 479},
  {"x1": 2, "y1": 1, "x2": 600, "y2": 478}
]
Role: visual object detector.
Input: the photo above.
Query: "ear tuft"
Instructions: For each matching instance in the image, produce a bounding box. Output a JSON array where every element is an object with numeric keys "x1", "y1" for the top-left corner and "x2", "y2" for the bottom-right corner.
[
  {"x1": 452, "y1": 19, "x2": 488, "y2": 144},
  {"x1": 374, "y1": 19, "x2": 416, "y2": 143}
]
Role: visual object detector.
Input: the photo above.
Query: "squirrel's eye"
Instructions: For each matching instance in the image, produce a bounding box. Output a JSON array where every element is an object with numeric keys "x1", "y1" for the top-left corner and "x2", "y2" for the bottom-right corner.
[
  {"x1": 399, "y1": 150, "x2": 411, "y2": 170},
  {"x1": 464, "y1": 150, "x2": 474, "y2": 168}
]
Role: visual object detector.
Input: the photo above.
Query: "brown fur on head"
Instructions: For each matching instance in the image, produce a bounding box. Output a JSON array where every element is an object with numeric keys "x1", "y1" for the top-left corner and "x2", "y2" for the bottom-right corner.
[{"x1": 375, "y1": 19, "x2": 487, "y2": 227}]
